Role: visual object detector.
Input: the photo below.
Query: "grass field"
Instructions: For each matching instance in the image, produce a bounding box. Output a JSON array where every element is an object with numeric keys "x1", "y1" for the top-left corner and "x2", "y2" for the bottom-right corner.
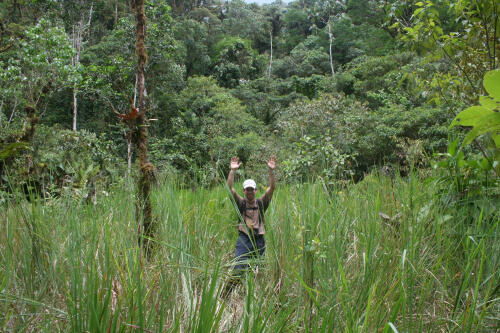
[{"x1": 1, "y1": 171, "x2": 499, "y2": 332}]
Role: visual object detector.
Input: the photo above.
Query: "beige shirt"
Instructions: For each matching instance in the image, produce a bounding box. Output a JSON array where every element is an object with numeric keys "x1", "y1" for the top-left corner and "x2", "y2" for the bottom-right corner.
[{"x1": 233, "y1": 191, "x2": 271, "y2": 235}]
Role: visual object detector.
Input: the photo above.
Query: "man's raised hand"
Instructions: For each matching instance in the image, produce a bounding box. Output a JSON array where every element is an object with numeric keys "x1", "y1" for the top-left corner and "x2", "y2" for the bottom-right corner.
[
  {"x1": 230, "y1": 156, "x2": 242, "y2": 170},
  {"x1": 267, "y1": 156, "x2": 277, "y2": 170}
]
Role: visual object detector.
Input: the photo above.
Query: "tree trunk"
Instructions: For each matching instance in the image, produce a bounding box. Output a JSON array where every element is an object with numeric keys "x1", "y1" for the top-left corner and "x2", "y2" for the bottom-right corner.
[
  {"x1": 72, "y1": 24, "x2": 81, "y2": 131},
  {"x1": 115, "y1": 0, "x2": 118, "y2": 26},
  {"x1": 19, "y1": 106, "x2": 39, "y2": 143},
  {"x1": 328, "y1": 22, "x2": 335, "y2": 77},
  {"x1": 72, "y1": 86, "x2": 78, "y2": 131},
  {"x1": 126, "y1": 130, "x2": 133, "y2": 174},
  {"x1": 268, "y1": 29, "x2": 273, "y2": 78},
  {"x1": 131, "y1": 0, "x2": 156, "y2": 251},
  {"x1": 71, "y1": 4, "x2": 92, "y2": 131},
  {"x1": 19, "y1": 80, "x2": 51, "y2": 142}
]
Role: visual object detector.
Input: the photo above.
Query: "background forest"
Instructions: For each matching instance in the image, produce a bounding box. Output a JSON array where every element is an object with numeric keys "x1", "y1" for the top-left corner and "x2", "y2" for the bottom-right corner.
[
  {"x1": 2, "y1": 0, "x2": 498, "y2": 192},
  {"x1": 1, "y1": 0, "x2": 500, "y2": 332}
]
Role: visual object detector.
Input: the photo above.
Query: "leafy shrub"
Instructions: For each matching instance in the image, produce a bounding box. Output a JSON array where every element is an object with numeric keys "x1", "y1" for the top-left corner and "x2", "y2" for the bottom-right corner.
[
  {"x1": 231, "y1": 77, "x2": 305, "y2": 126},
  {"x1": 278, "y1": 91, "x2": 452, "y2": 175},
  {"x1": 332, "y1": 71, "x2": 356, "y2": 95},
  {"x1": 277, "y1": 92, "x2": 371, "y2": 152},
  {"x1": 149, "y1": 118, "x2": 209, "y2": 175},
  {"x1": 426, "y1": 139, "x2": 499, "y2": 224},
  {"x1": 213, "y1": 37, "x2": 264, "y2": 88},
  {"x1": 273, "y1": 36, "x2": 331, "y2": 79},
  {"x1": 368, "y1": 105, "x2": 450, "y2": 155},
  {"x1": 3, "y1": 125, "x2": 124, "y2": 201},
  {"x1": 291, "y1": 75, "x2": 323, "y2": 99},
  {"x1": 334, "y1": 52, "x2": 420, "y2": 109},
  {"x1": 282, "y1": 135, "x2": 355, "y2": 183}
]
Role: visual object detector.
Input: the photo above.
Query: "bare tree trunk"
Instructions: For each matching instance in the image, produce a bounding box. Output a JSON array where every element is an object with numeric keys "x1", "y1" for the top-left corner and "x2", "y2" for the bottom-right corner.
[
  {"x1": 88, "y1": 3, "x2": 93, "y2": 26},
  {"x1": 134, "y1": 73, "x2": 138, "y2": 107},
  {"x1": 268, "y1": 29, "x2": 273, "y2": 78},
  {"x1": 7, "y1": 98, "x2": 18, "y2": 125},
  {"x1": 328, "y1": 22, "x2": 335, "y2": 77},
  {"x1": 127, "y1": 132, "x2": 133, "y2": 173},
  {"x1": 131, "y1": 0, "x2": 156, "y2": 251},
  {"x1": 71, "y1": 3, "x2": 93, "y2": 131},
  {"x1": 115, "y1": 0, "x2": 118, "y2": 26},
  {"x1": 72, "y1": 86, "x2": 78, "y2": 130},
  {"x1": 72, "y1": 23, "x2": 81, "y2": 131}
]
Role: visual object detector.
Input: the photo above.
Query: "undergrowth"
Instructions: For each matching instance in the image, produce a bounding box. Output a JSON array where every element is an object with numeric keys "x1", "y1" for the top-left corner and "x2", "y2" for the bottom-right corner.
[{"x1": 1, "y1": 170, "x2": 499, "y2": 332}]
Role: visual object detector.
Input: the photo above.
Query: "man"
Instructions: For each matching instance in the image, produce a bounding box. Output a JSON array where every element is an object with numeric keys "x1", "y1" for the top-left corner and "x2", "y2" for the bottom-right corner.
[{"x1": 226, "y1": 155, "x2": 277, "y2": 273}]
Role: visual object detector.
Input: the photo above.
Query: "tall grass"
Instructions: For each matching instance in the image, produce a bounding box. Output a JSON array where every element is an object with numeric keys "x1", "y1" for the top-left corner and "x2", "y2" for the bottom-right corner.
[{"x1": 1, "y1": 171, "x2": 499, "y2": 332}]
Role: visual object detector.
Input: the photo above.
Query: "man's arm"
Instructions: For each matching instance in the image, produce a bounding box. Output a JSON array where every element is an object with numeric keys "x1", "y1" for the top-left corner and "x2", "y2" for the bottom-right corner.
[
  {"x1": 227, "y1": 156, "x2": 241, "y2": 196},
  {"x1": 264, "y1": 156, "x2": 277, "y2": 199}
]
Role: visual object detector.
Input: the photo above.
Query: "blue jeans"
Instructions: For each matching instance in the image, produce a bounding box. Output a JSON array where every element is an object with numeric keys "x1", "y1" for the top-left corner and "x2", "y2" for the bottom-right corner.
[{"x1": 234, "y1": 232, "x2": 266, "y2": 272}]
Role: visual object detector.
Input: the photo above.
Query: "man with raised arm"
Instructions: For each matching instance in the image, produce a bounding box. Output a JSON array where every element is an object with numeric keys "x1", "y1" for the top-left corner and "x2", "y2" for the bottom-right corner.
[{"x1": 223, "y1": 156, "x2": 277, "y2": 295}]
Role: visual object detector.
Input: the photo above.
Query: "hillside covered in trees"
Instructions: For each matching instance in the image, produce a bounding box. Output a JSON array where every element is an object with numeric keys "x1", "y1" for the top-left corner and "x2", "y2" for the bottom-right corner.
[{"x1": 1, "y1": 0, "x2": 497, "y2": 193}]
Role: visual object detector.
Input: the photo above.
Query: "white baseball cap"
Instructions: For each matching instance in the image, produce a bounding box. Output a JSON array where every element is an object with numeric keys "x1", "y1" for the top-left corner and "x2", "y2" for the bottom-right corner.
[{"x1": 243, "y1": 179, "x2": 257, "y2": 189}]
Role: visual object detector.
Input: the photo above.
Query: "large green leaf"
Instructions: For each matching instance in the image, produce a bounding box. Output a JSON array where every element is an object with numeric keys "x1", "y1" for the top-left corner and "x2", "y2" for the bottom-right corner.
[
  {"x1": 479, "y1": 95, "x2": 500, "y2": 110},
  {"x1": 464, "y1": 112, "x2": 500, "y2": 145},
  {"x1": 449, "y1": 106, "x2": 492, "y2": 129},
  {"x1": 492, "y1": 134, "x2": 500, "y2": 147},
  {"x1": 484, "y1": 70, "x2": 500, "y2": 101}
]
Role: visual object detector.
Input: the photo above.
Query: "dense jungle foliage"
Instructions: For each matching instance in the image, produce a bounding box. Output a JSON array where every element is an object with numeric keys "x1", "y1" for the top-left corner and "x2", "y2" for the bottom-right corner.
[
  {"x1": 1, "y1": 0, "x2": 500, "y2": 331},
  {"x1": 1, "y1": 0, "x2": 497, "y2": 196}
]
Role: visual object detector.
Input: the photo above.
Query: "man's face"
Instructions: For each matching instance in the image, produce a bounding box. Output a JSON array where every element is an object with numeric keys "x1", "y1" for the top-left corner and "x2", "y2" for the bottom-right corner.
[{"x1": 243, "y1": 187, "x2": 256, "y2": 201}]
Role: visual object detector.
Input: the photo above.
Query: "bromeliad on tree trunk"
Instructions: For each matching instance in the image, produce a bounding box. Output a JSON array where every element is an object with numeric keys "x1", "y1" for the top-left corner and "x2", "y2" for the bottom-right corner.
[
  {"x1": 130, "y1": 0, "x2": 156, "y2": 253},
  {"x1": 102, "y1": 1, "x2": 156, "y2": 253}
]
